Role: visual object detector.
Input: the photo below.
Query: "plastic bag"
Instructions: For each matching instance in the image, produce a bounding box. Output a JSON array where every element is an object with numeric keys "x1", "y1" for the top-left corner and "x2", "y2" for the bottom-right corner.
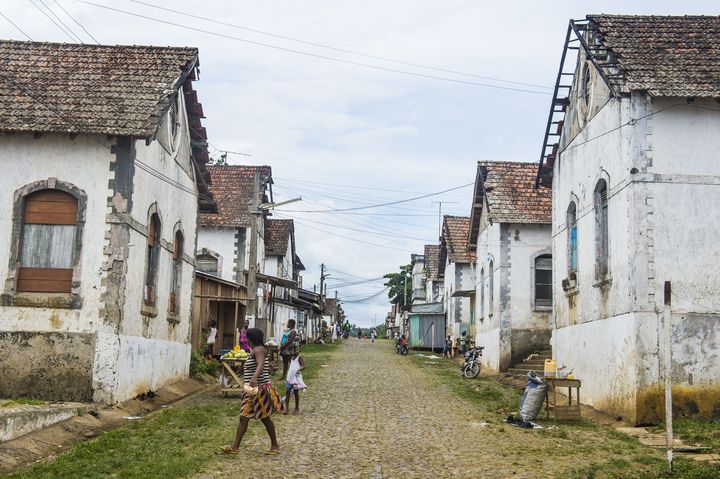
[{"x1": 519, "y1": 371, "x2": 547, "y2": 421}]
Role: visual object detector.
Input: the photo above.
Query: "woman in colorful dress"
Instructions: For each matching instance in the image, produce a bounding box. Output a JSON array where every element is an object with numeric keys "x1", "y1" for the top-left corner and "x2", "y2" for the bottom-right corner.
[
  {"x1": 222, "y1": 328, "x2": 285, "y2": 455},
  {"x1": 279, "y1": 319, "x2": 299, "y2": 380},
  {"x1": 238, "y1": 318, "x2": 251, "y2": 352}
]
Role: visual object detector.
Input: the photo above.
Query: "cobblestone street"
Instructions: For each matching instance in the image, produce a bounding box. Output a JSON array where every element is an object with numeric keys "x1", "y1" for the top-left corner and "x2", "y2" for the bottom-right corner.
[{"x1": 196, "y1": 340, "x2": 564, "y2": 479}]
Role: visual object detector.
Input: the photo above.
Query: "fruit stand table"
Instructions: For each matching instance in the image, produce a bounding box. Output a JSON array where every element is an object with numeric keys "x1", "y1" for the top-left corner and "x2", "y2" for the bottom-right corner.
[{"x1": 220, "y1": 358, "x2": 246, "y2": 396}]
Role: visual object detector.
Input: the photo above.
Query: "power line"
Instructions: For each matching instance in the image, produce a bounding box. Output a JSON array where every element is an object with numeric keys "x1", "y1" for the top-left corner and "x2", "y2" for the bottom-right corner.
[
  {"x1": 54, "y1": 0, "x2": 100, "y2": 44},
  {"x1": 275, "y1": 213, "x2": 431, "y2": 243},
  {"x1": 292, "y1": 220, "x2": 412, "y2": 252},
  {"x1": 77, "y1": 1, "x2": 551, "y2": 95},
  {"x1": 38, "y1": 0, "x2": 84, "y2": 42},
  {"x1": 30, "y1": 0, "x2": 79, "y2": 42},
  {"x1": 126, "y1": 0, "x2": 552, "y2": 90},
  {"x1": 277, "y1": 182, "x2": 474, "y2": 213},
  {"x1": 341, "y1": 287, "x2": 389, "y2": 303},
  {"x1": 275, "y1": 176, "x2": 426, "y2": 194},
  {"x1": 0, "y1": 11, "x2": 33, "y2": 40}
]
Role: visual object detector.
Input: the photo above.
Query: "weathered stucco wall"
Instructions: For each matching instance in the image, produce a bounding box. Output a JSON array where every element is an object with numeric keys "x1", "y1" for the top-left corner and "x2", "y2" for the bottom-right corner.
[
  {"x1": 552, "y1": 90, "x2": 720, "y2": 423},
  {"x1": 197, "y1": 227, "x2": 236, "y2": 282}
]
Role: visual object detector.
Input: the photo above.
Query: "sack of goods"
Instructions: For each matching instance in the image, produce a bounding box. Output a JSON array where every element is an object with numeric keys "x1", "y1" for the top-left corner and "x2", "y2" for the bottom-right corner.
[{"x1": 519, "y1": 371, "x2": 547, "y2": 422}]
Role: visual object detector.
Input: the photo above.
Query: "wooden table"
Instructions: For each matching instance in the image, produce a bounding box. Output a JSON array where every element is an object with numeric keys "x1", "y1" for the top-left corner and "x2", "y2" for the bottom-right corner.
[
  {"x1": 220, "y1": 358, "x2": 246, "y2": 396},
  {"x1": 545, "y1": 378, "x2": 582, "y2": 421}
]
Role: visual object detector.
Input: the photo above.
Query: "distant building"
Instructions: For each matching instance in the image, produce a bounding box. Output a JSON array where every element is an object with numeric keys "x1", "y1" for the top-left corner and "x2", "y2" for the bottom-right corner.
[
  {"x1": 439, "y1": 216, "x2": 475, "y2": 339},
  {"x1": 468, "y1": 161, "x2": 552, "y2": 371}
]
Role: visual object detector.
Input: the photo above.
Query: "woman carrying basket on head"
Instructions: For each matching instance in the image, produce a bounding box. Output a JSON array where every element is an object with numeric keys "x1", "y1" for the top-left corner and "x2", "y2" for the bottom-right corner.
[{"x1": 222, "y1": 328, "x2": 285, "y2": 456}]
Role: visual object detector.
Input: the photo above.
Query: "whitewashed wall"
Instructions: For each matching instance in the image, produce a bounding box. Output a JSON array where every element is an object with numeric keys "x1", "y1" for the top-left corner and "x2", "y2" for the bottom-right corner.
[{"x1": 197, "y1": 227, "x2": 236, "y2": 282}]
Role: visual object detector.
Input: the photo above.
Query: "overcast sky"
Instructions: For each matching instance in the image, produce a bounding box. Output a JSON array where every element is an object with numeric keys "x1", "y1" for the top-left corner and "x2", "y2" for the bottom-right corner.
[{"x1": 2, "y1": 0, "x2": 719, "y2": 327}]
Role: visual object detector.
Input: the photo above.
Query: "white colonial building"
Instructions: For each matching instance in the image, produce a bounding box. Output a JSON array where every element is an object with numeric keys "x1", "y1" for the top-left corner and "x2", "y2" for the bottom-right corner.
[
  {"x1": 538, "y1": 15, "x2": 720, "y2": 424},
  {"x1": 439, "y1": 216, "x2": 475, "y2": 339},
  {"x1": 469, "y1": 161, "x2": 552, "y2": 372},
  {"x1": 0, "y1": 41, "x2": 214, "y2": 403}
]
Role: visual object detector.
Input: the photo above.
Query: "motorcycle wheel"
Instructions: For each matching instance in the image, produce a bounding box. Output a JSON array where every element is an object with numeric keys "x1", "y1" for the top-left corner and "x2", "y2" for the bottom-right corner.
[
  {"x1": 463, "y1": 362, "x2": 480, "y2": 379},
  {"x1": 400, "y1": 347, "x2": 408, "y2": 356}
]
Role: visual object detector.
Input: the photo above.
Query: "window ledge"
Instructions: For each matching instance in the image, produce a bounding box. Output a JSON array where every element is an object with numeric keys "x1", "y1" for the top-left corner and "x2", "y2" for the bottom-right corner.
[
  {"x1": 141, "y1": 303, "x2": 158, "y2": 318},
  {"x1": 593, "y1": 275, "x2": 613, "y2": 288},
  {"x1": 533, "y1": 305, "x2": 552, "y2": 312},
  {"x1": 166, "y1": 312, "x2": 180, "y2": 325},
  {"x1": 1, "y1": 292, "x2": 82, "y2": 309}
]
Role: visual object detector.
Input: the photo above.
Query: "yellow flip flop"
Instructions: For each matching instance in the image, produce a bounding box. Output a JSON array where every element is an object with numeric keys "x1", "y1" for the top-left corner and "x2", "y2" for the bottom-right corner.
[{"x1": 220, "y1": 445, "x2": 239, "y2": 455}]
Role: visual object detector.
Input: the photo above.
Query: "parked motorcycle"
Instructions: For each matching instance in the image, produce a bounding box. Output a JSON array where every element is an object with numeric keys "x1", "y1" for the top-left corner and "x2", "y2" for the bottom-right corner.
[
  {"x1": 460, "y1": 346, "x2": 484, "y2": 378},
  {"x1": 395, "y1": 337, "x2": 409, "y2": 356}
]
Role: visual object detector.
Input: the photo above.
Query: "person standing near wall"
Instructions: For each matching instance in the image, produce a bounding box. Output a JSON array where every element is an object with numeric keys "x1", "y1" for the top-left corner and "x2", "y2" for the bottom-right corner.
[
  {"x1": 279, "y1": 319, "x2": 299, "y2": 381},
  {"x1": 205, "y1": 319, "x2": 217, "y2": 358}
]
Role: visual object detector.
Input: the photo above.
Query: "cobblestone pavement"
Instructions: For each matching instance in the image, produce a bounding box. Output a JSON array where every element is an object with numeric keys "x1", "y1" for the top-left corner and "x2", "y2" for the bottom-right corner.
[{"x1": 195, "y1": 340, "x2": 554, "y2": 479}]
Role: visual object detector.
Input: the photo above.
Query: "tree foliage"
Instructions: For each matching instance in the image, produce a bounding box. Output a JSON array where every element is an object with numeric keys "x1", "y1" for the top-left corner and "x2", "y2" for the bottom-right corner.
[{"x1": 384, "y1": 264, "x2": 412, "y2": 307}]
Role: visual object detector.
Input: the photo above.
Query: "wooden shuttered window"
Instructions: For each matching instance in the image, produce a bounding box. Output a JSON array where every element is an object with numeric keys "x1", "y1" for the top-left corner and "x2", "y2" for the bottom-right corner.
[
  {"x1": 144, "y1": 214, "x2": 161, "y2": 306},
  {"x1": 169, "y1": 231, "x2": 183, "y2": 314},
  {"x1": 18, "y1": 190, "x2": 78, "y2": 293}
]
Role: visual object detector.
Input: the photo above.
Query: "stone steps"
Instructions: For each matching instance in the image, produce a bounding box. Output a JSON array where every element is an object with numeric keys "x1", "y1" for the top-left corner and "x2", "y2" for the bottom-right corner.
[{"x1": 507, "y1": 349, "x2": 553, "y2": 377}]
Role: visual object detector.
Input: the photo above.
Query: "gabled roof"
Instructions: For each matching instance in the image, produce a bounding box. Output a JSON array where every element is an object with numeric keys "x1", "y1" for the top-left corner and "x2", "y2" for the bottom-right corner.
[
  {"x1": 424, "y1": 244, "x2": 441, "y2": 281},
  {"x1": 587, "y1": 15, "x2": 720, "y2": 97},
  {"x1": 200, "y1": 165, "x2": 272, "y2": 228},
  {"x1": 439, "y1": 216, "x2": 475, "y2": 274},
  {"x1": 469, "y1": 161, "x2": 551, "y2": 247},
  {"x1": 0, "y1": 40, "x2": 199, "y2": 137},
  {"x1": 265, "y1": 219, "x2": 294, "y2": 256}
]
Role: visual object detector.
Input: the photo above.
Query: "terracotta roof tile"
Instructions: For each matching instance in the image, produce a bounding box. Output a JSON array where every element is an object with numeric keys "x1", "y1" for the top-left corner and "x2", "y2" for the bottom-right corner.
[
  {"x1": 442, "y1": 216, "x2": 475, "y2": 264},
  {"x1": 0, "y1": 40, "x2": 199, "y2": 137},
  {"x1": 265, "y1": 219, "x2": 293, "y2": 256},
  {"x1": 587, "y1": 15, "x2": 720, "y2": 97},
  {"x1": 477, "y1": 161, "x2": 552, "y2": 225},
  {"x1": 200, "y1": 165, "x2": 272, "y2": 228},
  {"x1": 424, "y1": 244, "x2": 441, "y2": 280}
]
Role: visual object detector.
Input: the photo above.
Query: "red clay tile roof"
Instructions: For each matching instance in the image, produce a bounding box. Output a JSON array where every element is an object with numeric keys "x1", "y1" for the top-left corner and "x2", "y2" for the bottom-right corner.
[
  {"x1": 200, "y1": 165, "x2": 272, "y2": 228},
  {"x1": 265, "y1": 219, "x2": 293, "y2": 256},
  {"x1": 424, "y1": 244, "x2": 441, "y2": 281},
  {"x1": 0, "y1": 40, "x2": 198, "y2": 137},
  {"x1": 441, "y1": 216, "x2": 475, "y2": 264},
  {"x1": 587, "y1": 15, "x2": 720, "y2": 97}
]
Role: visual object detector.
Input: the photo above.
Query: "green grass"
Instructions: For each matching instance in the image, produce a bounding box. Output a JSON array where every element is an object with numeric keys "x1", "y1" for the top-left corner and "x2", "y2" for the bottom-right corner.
[
  {"x1": 0, "y1": 398, "x2": 45, "y2": 408},
  {"x1": 651, "y1": 419, "x2": 720, "y2": 452},
  {"x1": 3, "y1": 342, "x2": 340, "y2": 479},
  {"x1": 407, "y1": 354, "x2": 720, "y2": 479}
]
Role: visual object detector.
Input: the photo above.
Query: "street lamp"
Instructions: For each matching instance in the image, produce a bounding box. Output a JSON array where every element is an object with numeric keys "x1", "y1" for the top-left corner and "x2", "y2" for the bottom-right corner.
[{"x1": 259, "y1": 196, "x2": 302, "y2": 211}]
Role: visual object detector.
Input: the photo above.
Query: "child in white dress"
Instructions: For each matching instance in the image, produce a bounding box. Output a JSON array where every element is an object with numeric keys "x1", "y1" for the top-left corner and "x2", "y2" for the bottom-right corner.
[{"x1": 284, "y1": 346, "x2": 306, "y2": 413}]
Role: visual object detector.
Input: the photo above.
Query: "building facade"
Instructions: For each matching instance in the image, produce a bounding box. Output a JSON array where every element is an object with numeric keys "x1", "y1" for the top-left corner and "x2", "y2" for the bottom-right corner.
[
  {"x1": 0, "y1": 41, "x2": 214, "y2": 403},
  {"x1": 469, "y1": 161, "x2": 552, "y2": 372},
  {"x1": 538, "y1": 15, "x2": 720, "y2": 423},
  {"x1": 439, "y1": 216, "x2": 475, "y2": 339}
]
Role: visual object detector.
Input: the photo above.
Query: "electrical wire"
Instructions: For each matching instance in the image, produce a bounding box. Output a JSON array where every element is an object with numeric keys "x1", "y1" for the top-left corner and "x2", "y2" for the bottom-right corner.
[
  {"x1": 125, "y1": 0, "x2": 553, "y2": 90},
  {"x1": 291, "y1": 220, "x2": 413, "y2": 253},
  {"x1": 341, "y1": 287, "x2": 389, "y2": 303},
  {"x1": 53, "y1": 0, "x2": 100, "y2": 44},
  {"x1": 76, "y1": 1, "x2": 552, "y2": 95},
  {"x1": 0, "y1": 11, "x2": 34, "y2": 40},
  {"x1": 38, "y1": 0, "x2": 84, "y2": 42},
  {"x1": 30, "y1": 0, "x2": 79, "y2": 42},
  {"x1": 275, "y1": 177, "x2": 426, "y2": 194},
  {"x1": 277, "y1": 182, "x2": 473, "y2": 213}
]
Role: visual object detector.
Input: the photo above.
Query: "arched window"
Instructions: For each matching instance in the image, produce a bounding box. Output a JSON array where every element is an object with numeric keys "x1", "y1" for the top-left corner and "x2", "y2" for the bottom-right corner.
[
  {"x1": 18, "y1": 190, "x2": 78, "y2": 293},
  {"x1": 534, "y1": 254, "x2": 552, "y2": 306},
  {"x1": 567, "y1": 202, "x2": 578, "y2": 273},
  {"x1": 169, "y1": 230, "x2": 183, "y2": 314},
  {"x1": 196, "y1": 253, "x2": 219, "y2": 276},
  {"x1": 479, "y1": 267, "x2": 485, "y2": 321},
  {"x1": 144, "y1": 213, "x2": 161, "y2": 306},
  {"x1": 488, "y1": 260, "x2": 494, "y2": 317},
  {"x1": 594, "y1": 179, "x2": 609, "y2": 278}
]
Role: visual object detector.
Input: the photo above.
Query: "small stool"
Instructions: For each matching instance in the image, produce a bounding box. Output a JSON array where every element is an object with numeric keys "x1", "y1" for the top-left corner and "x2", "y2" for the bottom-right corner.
[{"x1": 545, "y1": 378, "x2": 582, "y2": 421}]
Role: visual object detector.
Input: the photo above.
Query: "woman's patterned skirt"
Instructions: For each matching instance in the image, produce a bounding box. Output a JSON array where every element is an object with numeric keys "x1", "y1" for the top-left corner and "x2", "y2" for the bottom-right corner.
[{"x1": 239, "y1": 383, "x2": 286, "y2": 419}]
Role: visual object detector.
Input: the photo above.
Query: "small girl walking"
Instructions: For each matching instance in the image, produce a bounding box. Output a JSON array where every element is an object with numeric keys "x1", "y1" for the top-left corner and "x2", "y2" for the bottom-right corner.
[{"x1": 283, "y1": 345, "x2": 307, "y2": 414}]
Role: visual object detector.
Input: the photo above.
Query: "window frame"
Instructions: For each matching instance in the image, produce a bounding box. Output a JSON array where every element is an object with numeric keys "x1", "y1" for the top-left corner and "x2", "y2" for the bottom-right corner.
[
  {"x1": 488, "y1": 260, "x2": 494, "y2": 318},
  {"x1": 567, "y1": 201, "x2": 578, "y2": 274},
  {"x1": 142, "y1": 208, "x2": 162, "y2": 314},
  {"x1": 168, "y1": 228, "x2": 184, "y2": 317},
  {"x1": 594, "y1": 179, "x2": 610, "y2": 280},
  {"x1": 532, "y1": 252, "x2": 553, "y2": 310},
  {"x1": 479, "y1": 267, "x2": 485, "y2": 322},
  {"x1": 2, "y1": 179, "x2": 86, "y2": 309}
]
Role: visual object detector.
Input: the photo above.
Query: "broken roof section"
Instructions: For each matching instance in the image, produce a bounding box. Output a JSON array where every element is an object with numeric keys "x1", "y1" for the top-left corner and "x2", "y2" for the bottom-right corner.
[
  {"x1": 587, "y1": 15, "x2": 720, "y2": 97},
  {"x1": 439, "y1": 216, "x2": 475, "y2": 277},
  {"x1": 200, "y1": 165, "x2": 272, "y2": 228},
  {"x1": 469, "y1": 161, "x2": 551, "y2": 248},
  {"x1": 0, "y1": 40, "x2": 200, "y2": 137},
  {"x1": 424, "y1": 244, "x2": 441, "y2": 281}
]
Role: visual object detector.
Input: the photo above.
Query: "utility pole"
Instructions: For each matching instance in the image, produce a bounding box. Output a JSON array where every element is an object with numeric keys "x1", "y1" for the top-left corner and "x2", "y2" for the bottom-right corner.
[
  {"x1": 663, "y1": 281, "x2": 674, "y2": 473},
  {"x1": 432, "y1": 201, "x2": 458, "y2": 239},
  {"x1": 247, "y1": 172, "x2": 260, "y2": 329}
]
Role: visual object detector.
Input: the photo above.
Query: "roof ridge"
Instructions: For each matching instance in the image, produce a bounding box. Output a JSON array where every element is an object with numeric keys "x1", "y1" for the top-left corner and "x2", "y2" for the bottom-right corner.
[{"x1": 0, "y1": 39, "x2": 198, "y2": 51}]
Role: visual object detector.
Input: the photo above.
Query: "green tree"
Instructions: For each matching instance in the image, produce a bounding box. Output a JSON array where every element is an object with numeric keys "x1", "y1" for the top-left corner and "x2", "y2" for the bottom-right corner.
[{"x1": 384, "y1": 264, "x2": 412, "y2": 307}]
